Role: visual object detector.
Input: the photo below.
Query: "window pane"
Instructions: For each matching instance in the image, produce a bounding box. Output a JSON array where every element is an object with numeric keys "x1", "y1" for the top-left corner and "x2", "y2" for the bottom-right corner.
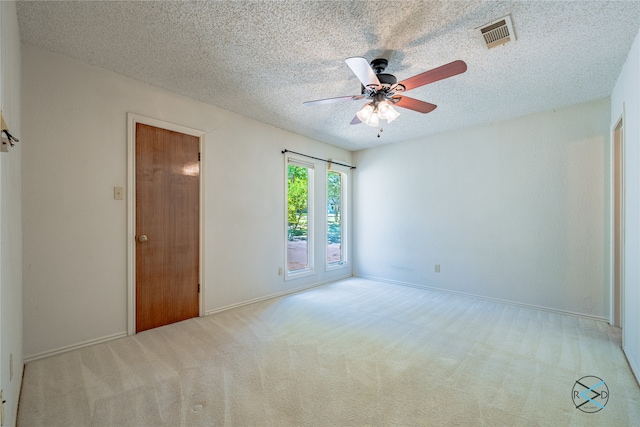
[
  {"x1": 287, "y1": 164, "x2": 309, "y2": 271},
  {"x1": 327, "y1": 171, "x2": 342, "y2": 264}
]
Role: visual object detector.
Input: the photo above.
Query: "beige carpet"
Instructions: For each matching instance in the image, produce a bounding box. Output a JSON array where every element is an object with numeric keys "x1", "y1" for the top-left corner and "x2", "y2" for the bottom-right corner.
[{"x1": 18, "y1": 278, "x2": 640, "y2": 426}]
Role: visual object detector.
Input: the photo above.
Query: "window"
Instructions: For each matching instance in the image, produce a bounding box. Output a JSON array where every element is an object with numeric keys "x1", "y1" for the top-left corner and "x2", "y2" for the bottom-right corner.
[
  {"x1": 327, "y1": 170, "x2": 344, "y2": 265},
  {"x1": 326, "y1": 162, "x2": 349, "y2": 269},
  {"x1": 286, "y1": 158, "x2": 314, "y2": 274},
  {"x1": 285, "y1": 155, "x2": 349, "y2": 278}
]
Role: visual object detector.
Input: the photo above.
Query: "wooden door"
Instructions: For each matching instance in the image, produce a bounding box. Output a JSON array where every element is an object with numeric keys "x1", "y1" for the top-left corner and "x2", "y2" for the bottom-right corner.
[{"x1": 136, "y1": 123, "x2": 200, "y2": 332}]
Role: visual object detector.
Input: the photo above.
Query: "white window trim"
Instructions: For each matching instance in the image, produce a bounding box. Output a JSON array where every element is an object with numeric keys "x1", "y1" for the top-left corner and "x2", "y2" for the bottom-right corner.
[
  {"x1": 326, "y1": 162, "x2": 350, "y2": 272},
  {"x1": 285, "y1": 155, "x2": 315, "y2": 280}
]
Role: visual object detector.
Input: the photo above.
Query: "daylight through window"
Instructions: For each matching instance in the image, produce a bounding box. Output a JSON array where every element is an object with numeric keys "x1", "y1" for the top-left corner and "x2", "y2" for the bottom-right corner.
[
  {"x1": 287, "y1": 160, "x2": 314, "y2": 272},
  {"x1": 327, "y1": 170, "x2": 343, "y2": 264}
]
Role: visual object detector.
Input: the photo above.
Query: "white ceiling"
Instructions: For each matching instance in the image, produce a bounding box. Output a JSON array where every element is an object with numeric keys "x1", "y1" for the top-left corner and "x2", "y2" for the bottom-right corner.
[{"x1": 16, "y1": 1, "x2": 640, "y2": 151}]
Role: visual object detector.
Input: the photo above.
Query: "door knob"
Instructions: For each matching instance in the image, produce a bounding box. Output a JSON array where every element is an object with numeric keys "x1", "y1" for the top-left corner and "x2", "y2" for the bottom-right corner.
[{"x1": 138, "y1": 234, "x2": 148, "y2": 243}]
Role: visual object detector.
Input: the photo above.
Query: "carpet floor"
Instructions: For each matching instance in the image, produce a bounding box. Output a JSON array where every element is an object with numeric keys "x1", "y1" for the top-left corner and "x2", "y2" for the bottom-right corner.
[{"x1": 18, "y1": 278, "x2": 640, "y2": 426}]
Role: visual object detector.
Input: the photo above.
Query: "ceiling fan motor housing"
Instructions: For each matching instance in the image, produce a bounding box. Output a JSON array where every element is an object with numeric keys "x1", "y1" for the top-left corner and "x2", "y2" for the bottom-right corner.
[
  {"x1": 361, "y1": 72, "x2": 398, "y2": 95},
  {"x1": 370, "y1": 58, "x2": 397, "y2": 85},
  {"x1": 370, "y1": 58, "x2": 388, "y2": 73},
  {"x1": 377, "y1": 73, "x2": 397, "y2": 85}
]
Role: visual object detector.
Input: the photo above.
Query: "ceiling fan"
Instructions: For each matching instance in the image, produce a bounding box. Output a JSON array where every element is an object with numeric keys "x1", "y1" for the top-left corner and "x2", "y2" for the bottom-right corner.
[{"x1": 303, "y1": 57, "x2": 467, "y2": 127}]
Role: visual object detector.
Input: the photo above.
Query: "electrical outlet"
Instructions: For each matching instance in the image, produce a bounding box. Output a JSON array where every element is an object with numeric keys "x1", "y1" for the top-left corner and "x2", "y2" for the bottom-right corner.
[
  {"x1": 435, "y1": 264, "x2": 441, "y2": 273},
  {"x1": 278, "y1": 267, "x2": 283, "y2": 276}
]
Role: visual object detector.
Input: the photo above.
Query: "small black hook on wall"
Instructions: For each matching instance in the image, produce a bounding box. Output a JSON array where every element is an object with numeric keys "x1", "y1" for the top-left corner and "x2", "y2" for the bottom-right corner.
[{"x1": 1, "y1": 110, "x2": 20, "y2": 151}]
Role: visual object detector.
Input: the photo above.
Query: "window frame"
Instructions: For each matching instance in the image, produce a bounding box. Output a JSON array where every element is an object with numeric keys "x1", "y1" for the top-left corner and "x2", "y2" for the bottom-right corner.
[
  {"x1": 285, "y1": 155, "x2": 315, "y2": 280},
  {"x1": 326, "y1": 163, "x2": 349, "y2": 271}
]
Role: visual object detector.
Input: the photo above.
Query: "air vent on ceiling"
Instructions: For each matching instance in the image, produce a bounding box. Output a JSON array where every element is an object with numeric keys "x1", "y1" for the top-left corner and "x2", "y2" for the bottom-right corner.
[{"x1": 477, "y1": 15, "x2": 515, "y2": 49}]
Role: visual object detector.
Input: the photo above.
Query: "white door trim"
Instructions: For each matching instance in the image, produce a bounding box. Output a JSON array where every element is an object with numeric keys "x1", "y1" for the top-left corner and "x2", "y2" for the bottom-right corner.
[
  {"x1": 126, "y1": 113, "x2": 206, "y2": 335},
  {"x1": 610, "y1": 106, "x2": 625, "y2": 332}
]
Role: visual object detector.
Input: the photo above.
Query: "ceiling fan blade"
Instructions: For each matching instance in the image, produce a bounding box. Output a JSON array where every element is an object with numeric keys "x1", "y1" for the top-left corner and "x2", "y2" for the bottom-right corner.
[
  {"x1": 345, "y1": 57, "x2": 381, "y2": 88},
  {"x1": 303, "y1": 95, "x2": 365, "y2": 106},
  {"x1": 350, "y1": 115, "x2": 362, "y2": 125},
  {"x1": 397, "y1": 60, "x2": 467, "y2": 92},
  {"x1": 393, "y1": 96, "x2": 437, "y2": 114}
]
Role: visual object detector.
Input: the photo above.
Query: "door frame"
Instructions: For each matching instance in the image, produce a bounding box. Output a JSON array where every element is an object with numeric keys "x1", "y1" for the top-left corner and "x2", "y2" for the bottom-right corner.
[
  {"x1": 610, "y1": 107, "x2": 625, "y2": 332},
  {"x1": 126, "y1": 113, "x2": 206, "y2": 335}
]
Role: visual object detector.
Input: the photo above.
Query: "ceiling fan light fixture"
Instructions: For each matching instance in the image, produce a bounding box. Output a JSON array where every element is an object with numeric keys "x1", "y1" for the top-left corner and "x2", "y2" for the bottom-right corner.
[
  {"x1": 377, "y1": 100, "x2": 400, "y2": 123},
  {"x1": 365, "y1": 111, "x2": 380, "y2": 127},
  {"x1": 357, "y1": 103, "x2": 379, "y2": 126},
  {"x1": 357, "y1": 100, "x2": 400, "y2": 126}
]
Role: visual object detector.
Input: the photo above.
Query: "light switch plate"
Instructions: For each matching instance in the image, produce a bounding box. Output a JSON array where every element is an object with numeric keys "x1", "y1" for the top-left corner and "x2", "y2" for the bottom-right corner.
[{"x1": 114, "y1": 187, "x2": 124, "y2": 200}]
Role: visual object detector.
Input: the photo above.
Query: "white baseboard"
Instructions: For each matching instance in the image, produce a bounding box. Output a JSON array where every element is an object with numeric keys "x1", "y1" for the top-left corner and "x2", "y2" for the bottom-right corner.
[
  {"x1": 24, "y1": 276, "x2": 353, "y2": 363},
  {"x1": 24, "y1": 331, "x2": 128, "y2": 363},
  {"x1": 356, "y1": 275, "x2": 609, "y2": 323},
  {"x1": 28, "y1": 274, "x2": 608, "y2": 363},
  {"x1": 206, "y1": 274, "x2": 353, "y2": 316},
  {"x1": 623, "y1": 345, "x2": 640, "y2": 386}
]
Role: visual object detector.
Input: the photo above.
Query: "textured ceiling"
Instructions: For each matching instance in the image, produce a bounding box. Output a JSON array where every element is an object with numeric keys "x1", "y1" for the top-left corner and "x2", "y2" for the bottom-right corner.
[{"x1": 16, "y1": 1, "x2": 640, "y2": 151}]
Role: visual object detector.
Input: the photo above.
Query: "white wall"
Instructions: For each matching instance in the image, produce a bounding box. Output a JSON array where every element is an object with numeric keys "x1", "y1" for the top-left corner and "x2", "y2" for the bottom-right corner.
[
  {"x1": 0, "y1": 1, "x2": 22, "y2": 425},
  {"x1": 354, "y1": 98, "x2": 611, "y2": 319},
  {"x1": 22, "y1": 45, "x2": 352, "y2": 360},
  {"x1": 611, "y1": 28, "x2": 640, "y2": 382}
]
